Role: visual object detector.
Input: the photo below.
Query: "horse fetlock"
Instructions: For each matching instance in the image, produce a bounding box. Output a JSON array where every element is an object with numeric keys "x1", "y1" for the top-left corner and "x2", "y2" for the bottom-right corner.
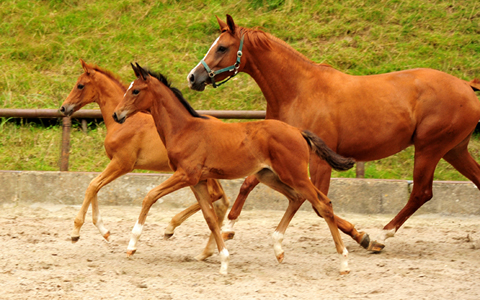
[{"x1": 219, "y1": 248, "x2": 230, "y2": 275}]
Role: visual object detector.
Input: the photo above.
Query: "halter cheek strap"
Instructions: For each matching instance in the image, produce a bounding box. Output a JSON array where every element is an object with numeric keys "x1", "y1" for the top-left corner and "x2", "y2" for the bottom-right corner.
[{"x1": 200, "y1": 35, "x2": 245, "y2": 88}]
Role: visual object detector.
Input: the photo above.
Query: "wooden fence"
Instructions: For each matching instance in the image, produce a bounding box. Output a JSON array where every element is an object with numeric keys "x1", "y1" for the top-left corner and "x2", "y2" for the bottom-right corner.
[{"x1": 0, "y1": 108, "x2": 365, "y2": 177}]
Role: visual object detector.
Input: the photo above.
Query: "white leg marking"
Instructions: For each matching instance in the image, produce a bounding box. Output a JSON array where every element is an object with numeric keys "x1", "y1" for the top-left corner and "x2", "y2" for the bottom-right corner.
[
  {"x1": 164, "y1": 222, "x2": 175, "y2": 236},
  {"x1": 222, "y1": 219, "x2": 236, "y2": 233},
  {"x1": 127, "y1": 221, "x2": 143, "y2": 252},
  {"x1": 339, "y1": 248, "x2": 350, "y2": 274},
  {"x1": 272, "y1": 231, "x2": 285, "y2": 261},
  {"x1": 378, "y1": 228, "x2": 396, "y2": 244},
  {"x1": 219, "y1": 248, "x2": 229, "y2": 275},
  {"x1": 94, "y1": 212, "x2": 109, "y2": 240}
]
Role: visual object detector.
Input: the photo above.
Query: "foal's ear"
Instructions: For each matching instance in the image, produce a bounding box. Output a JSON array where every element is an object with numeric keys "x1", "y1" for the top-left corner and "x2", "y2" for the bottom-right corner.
[
  {"x1": 216, "y1": 15, "x2": 228, "y2": 32},
  {"x1": 226, "y1": 14, "x2": 236, "y2": 34},
  {"x1": 135, "y1": 62, "x2": 150, "y2": 81},
  {"x1": 80, "y1": 58, "x2": 91, "y2": 75},
  {"x1": 131, "y1": 62, "x2": 140, "y2": 78}
]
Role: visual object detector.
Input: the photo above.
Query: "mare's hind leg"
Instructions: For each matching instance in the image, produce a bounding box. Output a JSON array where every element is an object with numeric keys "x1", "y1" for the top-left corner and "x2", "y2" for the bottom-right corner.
[
  {"x1": 223, "y1": 175, "x2": 260, "y2": 240},
  {"x1": 442, "y1": 135, "x2": 480, "y2": 187},
  {"x1": 71, "y1": 158, "x2": 131, "y2": 242},
  {"x1": 377, "y1": 151, "x2": 443, "y2": 246},
  {"x1": 309, "y1": 158, "x2": 376, "y2": 250}
]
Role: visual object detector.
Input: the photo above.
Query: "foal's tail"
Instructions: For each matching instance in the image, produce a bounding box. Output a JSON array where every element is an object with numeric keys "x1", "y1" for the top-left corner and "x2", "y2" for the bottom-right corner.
[{"x1": 302, "y1": 130, "x2": 355, "y2": 171}]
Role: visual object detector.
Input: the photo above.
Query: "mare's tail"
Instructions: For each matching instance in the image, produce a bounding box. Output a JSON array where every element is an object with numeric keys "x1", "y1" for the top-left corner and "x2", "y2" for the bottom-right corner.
[
  {"x1": 466, "y1": 78, "x2": 480, "y2": 92},
  {"x1": 301, "y1": 130, "x2": 355, "y2": 171}
]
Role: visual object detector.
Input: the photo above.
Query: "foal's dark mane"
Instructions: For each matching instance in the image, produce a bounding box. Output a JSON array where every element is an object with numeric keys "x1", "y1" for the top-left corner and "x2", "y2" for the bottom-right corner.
[{"x1": 146, "y1": 70, "x2": 208, "y2": 119}]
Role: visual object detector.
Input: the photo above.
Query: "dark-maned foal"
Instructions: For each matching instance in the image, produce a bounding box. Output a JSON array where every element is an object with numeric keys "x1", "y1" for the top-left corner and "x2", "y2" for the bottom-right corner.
[{"x1": 112, "y1": 63, "x2": 355, "y2": 275}]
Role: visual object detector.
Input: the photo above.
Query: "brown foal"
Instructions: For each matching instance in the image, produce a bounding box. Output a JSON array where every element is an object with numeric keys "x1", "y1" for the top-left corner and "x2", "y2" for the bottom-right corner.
[
  {"x1": 60, "y1": 60, "x2": 228, "y2": 260},
  {"x1": 112, "y1": 63, "x2": 355, "y2": 274}
]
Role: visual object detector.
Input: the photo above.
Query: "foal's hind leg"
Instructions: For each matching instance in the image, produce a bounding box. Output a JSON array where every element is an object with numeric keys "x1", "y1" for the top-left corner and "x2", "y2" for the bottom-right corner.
[
  {"x1": 164, "y1": 178, "x2": 229, "y2": 240},
  {"x1": 191, "y1": 181, "x2": 230, "y2": 274},
  {"x1": 309, "y1": 158, "x2": 376, "y2": 250},
  {"x1": 254, "y1": 169, "x2": 314, "y2": 263},
  {"x1": 223, "y1": 175, "x2": 260, "y2": 240},
  {"x1": 71, "y1": 158, "x2": 131, "y2": 242},
  {"x1": 195, "y1": 179, "x2": 230, "y2": 261}
]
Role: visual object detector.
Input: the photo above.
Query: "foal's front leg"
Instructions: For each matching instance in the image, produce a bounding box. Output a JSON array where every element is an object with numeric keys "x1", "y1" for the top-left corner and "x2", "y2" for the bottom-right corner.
[
  {"x1": 126, "y1": 172, "x2": 191, "y2": 256},
  {"x1": 191, "y1": 181, "x2": 230, "y2": 275}
]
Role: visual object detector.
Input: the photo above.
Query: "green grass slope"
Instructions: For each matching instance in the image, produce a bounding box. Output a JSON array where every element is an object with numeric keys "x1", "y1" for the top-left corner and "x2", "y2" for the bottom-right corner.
[{"x1": 0, "y1": 0, "x2": 479, "y2": 179}]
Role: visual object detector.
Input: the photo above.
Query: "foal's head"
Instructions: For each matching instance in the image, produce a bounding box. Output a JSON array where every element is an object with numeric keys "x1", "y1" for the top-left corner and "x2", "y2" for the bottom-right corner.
[
  {"x1": 60, "y1": 59, "x2": 126, "y2": 116},
  {"x1": 187, "y1": 14, "x2": 246, "y2": 91},
  {"x1": 59, "y1": 59, "x2": 100, "y2": 116},
  {"x1": 112, "y1": 63, "x2": 156, "y2": 124}
]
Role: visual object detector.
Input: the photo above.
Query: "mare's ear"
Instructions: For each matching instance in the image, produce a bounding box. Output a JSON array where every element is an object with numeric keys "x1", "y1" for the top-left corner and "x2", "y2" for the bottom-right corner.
[
  {"x1": 216, "y1": 15, "x2": 229, "y2": 32},
  {"x1": 226, "y1": 14, "x2": 236, "y2": 34},
  {"x1": 131, "y1": 62, "x2": 141, "y2": 78},
  {"x1": 135, "y1": 62, "x2": 150, "y2": 81},
  {"x1": 80, "y1": 58, "x2": 92, "y2": 75}
]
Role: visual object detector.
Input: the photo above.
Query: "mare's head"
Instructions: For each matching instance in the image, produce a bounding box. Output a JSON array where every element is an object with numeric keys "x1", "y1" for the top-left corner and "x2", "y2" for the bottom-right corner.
[
  {"x1": 59, "y1": 59, "x2": 100, "y2": 116},
  {"x1": 187, "y1": 14, "x2": 246, "y2": 91},
  {"x1": 113, "y1": 63, "x2": 154, "y2": 124}
]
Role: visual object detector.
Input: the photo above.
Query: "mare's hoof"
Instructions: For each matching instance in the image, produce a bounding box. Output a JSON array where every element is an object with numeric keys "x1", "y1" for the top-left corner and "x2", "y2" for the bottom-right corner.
[
  {"x1": 71, "y1": 236, "x2": 80, "y2": 243},
  {"x1": 222, "y1": 231, "x2": 235, "y2": 241},
  {"x1": 340, "y1": 270, "x2": 351, "y2": 275},
  {"x1": 103, "y1": 231, "x2": 110, "y2": 242},
  {"x1": 164, "y1": 233, "x2": 174, "y2": 240},
  {"x1": 126, "y1": 249, "x2": 136, "y2": 257}
]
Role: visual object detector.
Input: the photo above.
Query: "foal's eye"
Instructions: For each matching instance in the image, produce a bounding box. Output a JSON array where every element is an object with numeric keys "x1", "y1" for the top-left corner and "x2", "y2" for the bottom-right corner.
[
  {"x1": 217, "y1": 46, "x2": 227, "y2": 53},
  {"x1": 132, "y1": 89, "x2": 140, "y2": 95},
  {"x1": 77, "y1": 84, "x2": 84, "y2": 90}
]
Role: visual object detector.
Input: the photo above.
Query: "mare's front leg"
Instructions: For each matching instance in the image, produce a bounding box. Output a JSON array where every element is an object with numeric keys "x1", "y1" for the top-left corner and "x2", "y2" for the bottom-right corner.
[
  {"x1": 309, "y1": 157, "x2": 380, "y2": 251},
  {"x1": 127, "y1": 171, "x2": 191, "y2": 256},
  {"x1": 191, "y1": 181, "x2": 230, "y2": 275},
  {"x1": 71, "y1": 159, "x2": 131, "y2": 243},
  {"x1": 222, "y1": 175, "x2": 260, "y2": 240}
]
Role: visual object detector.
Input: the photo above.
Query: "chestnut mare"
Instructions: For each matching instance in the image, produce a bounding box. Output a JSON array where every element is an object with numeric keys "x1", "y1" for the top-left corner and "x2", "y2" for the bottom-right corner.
[
  {"x1": 187, "y1": 15, "x2": 480, "y2": 250},
  {"x1": 112, "y1": 63, "x2": 355, "y2": 274},
  {"x1": 59, "y1": 60, "x2": 229, "y2": 260}
]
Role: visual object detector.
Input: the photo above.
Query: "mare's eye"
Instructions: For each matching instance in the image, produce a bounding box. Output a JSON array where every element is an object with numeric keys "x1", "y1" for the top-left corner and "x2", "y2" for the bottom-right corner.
[
  {"x1": 132, "y1": 89, "x2": 140, "y2": 95},
  {"x1": 77, "y1": 84, "x2": 84, "y2": 90},
  {"x1": 218, "y1": 46, "x2": 227, "y2": 53}
]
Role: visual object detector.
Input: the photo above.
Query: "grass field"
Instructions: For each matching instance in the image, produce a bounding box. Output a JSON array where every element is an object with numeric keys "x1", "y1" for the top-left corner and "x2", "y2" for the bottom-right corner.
[{"x1": 1, "y1": 0, "x2": 479, "y2": 180}]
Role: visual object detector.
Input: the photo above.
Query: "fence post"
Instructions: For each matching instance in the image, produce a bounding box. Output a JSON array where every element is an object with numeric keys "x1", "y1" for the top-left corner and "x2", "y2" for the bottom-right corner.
[
  {"x1": 60, "y1": 116, "x2": 72, "y2": 171},
  {"x1": 356, "y1": 162, "x2": 365, "y2": 178}
]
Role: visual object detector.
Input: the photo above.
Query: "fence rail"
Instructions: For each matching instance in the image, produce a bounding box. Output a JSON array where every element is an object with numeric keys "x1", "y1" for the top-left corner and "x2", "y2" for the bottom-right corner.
[{"x1": 0, "y1": 108, "x2": 365, "y2": 177}]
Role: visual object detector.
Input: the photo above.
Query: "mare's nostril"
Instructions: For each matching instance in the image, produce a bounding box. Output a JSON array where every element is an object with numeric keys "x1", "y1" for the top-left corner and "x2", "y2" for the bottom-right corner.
[
  {"x1": 59, "y1": 106, "x2": 65, "y2": 113},
  {"x1": 112, "y1": 112, "x2": 118, "y2": 122},
  {"x1": 189, "y1": 73, "x2": 195, "y2": 83}
]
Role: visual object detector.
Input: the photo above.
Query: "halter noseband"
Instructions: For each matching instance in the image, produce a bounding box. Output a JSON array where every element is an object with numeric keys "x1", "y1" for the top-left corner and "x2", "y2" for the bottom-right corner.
[{"x1": 200, "y1": 35, "x2": 245, "y2": 88}]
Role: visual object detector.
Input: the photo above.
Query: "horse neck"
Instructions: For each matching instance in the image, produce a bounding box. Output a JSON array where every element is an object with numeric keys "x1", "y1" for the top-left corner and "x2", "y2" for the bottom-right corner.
[
  {"x1": 92, "y1": 73, "x2": 125, "y2": 132},
  {"x1": 149, "y1": 84, "x2": 197, "y2": 148},
  {"x1": 243, "y1": 36, "x2": 334, "y2": 119}
]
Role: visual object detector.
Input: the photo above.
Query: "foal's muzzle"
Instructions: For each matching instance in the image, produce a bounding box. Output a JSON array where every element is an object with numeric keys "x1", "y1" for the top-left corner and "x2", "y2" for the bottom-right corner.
[{"x1": 112, "y1": 111, "x2": 126, "y2": 124}]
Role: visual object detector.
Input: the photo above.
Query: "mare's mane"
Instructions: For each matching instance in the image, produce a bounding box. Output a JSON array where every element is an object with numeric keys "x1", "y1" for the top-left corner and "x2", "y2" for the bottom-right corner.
[
  {"x1": 146, "y1": 70, "x2": 208, "y2": 119},
  {"x1": 85, "y1": 63, "x2": 128, "y2": 92},
  {"x1": 238, "y1": 27, "x2": 333, "y2": 69}
]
